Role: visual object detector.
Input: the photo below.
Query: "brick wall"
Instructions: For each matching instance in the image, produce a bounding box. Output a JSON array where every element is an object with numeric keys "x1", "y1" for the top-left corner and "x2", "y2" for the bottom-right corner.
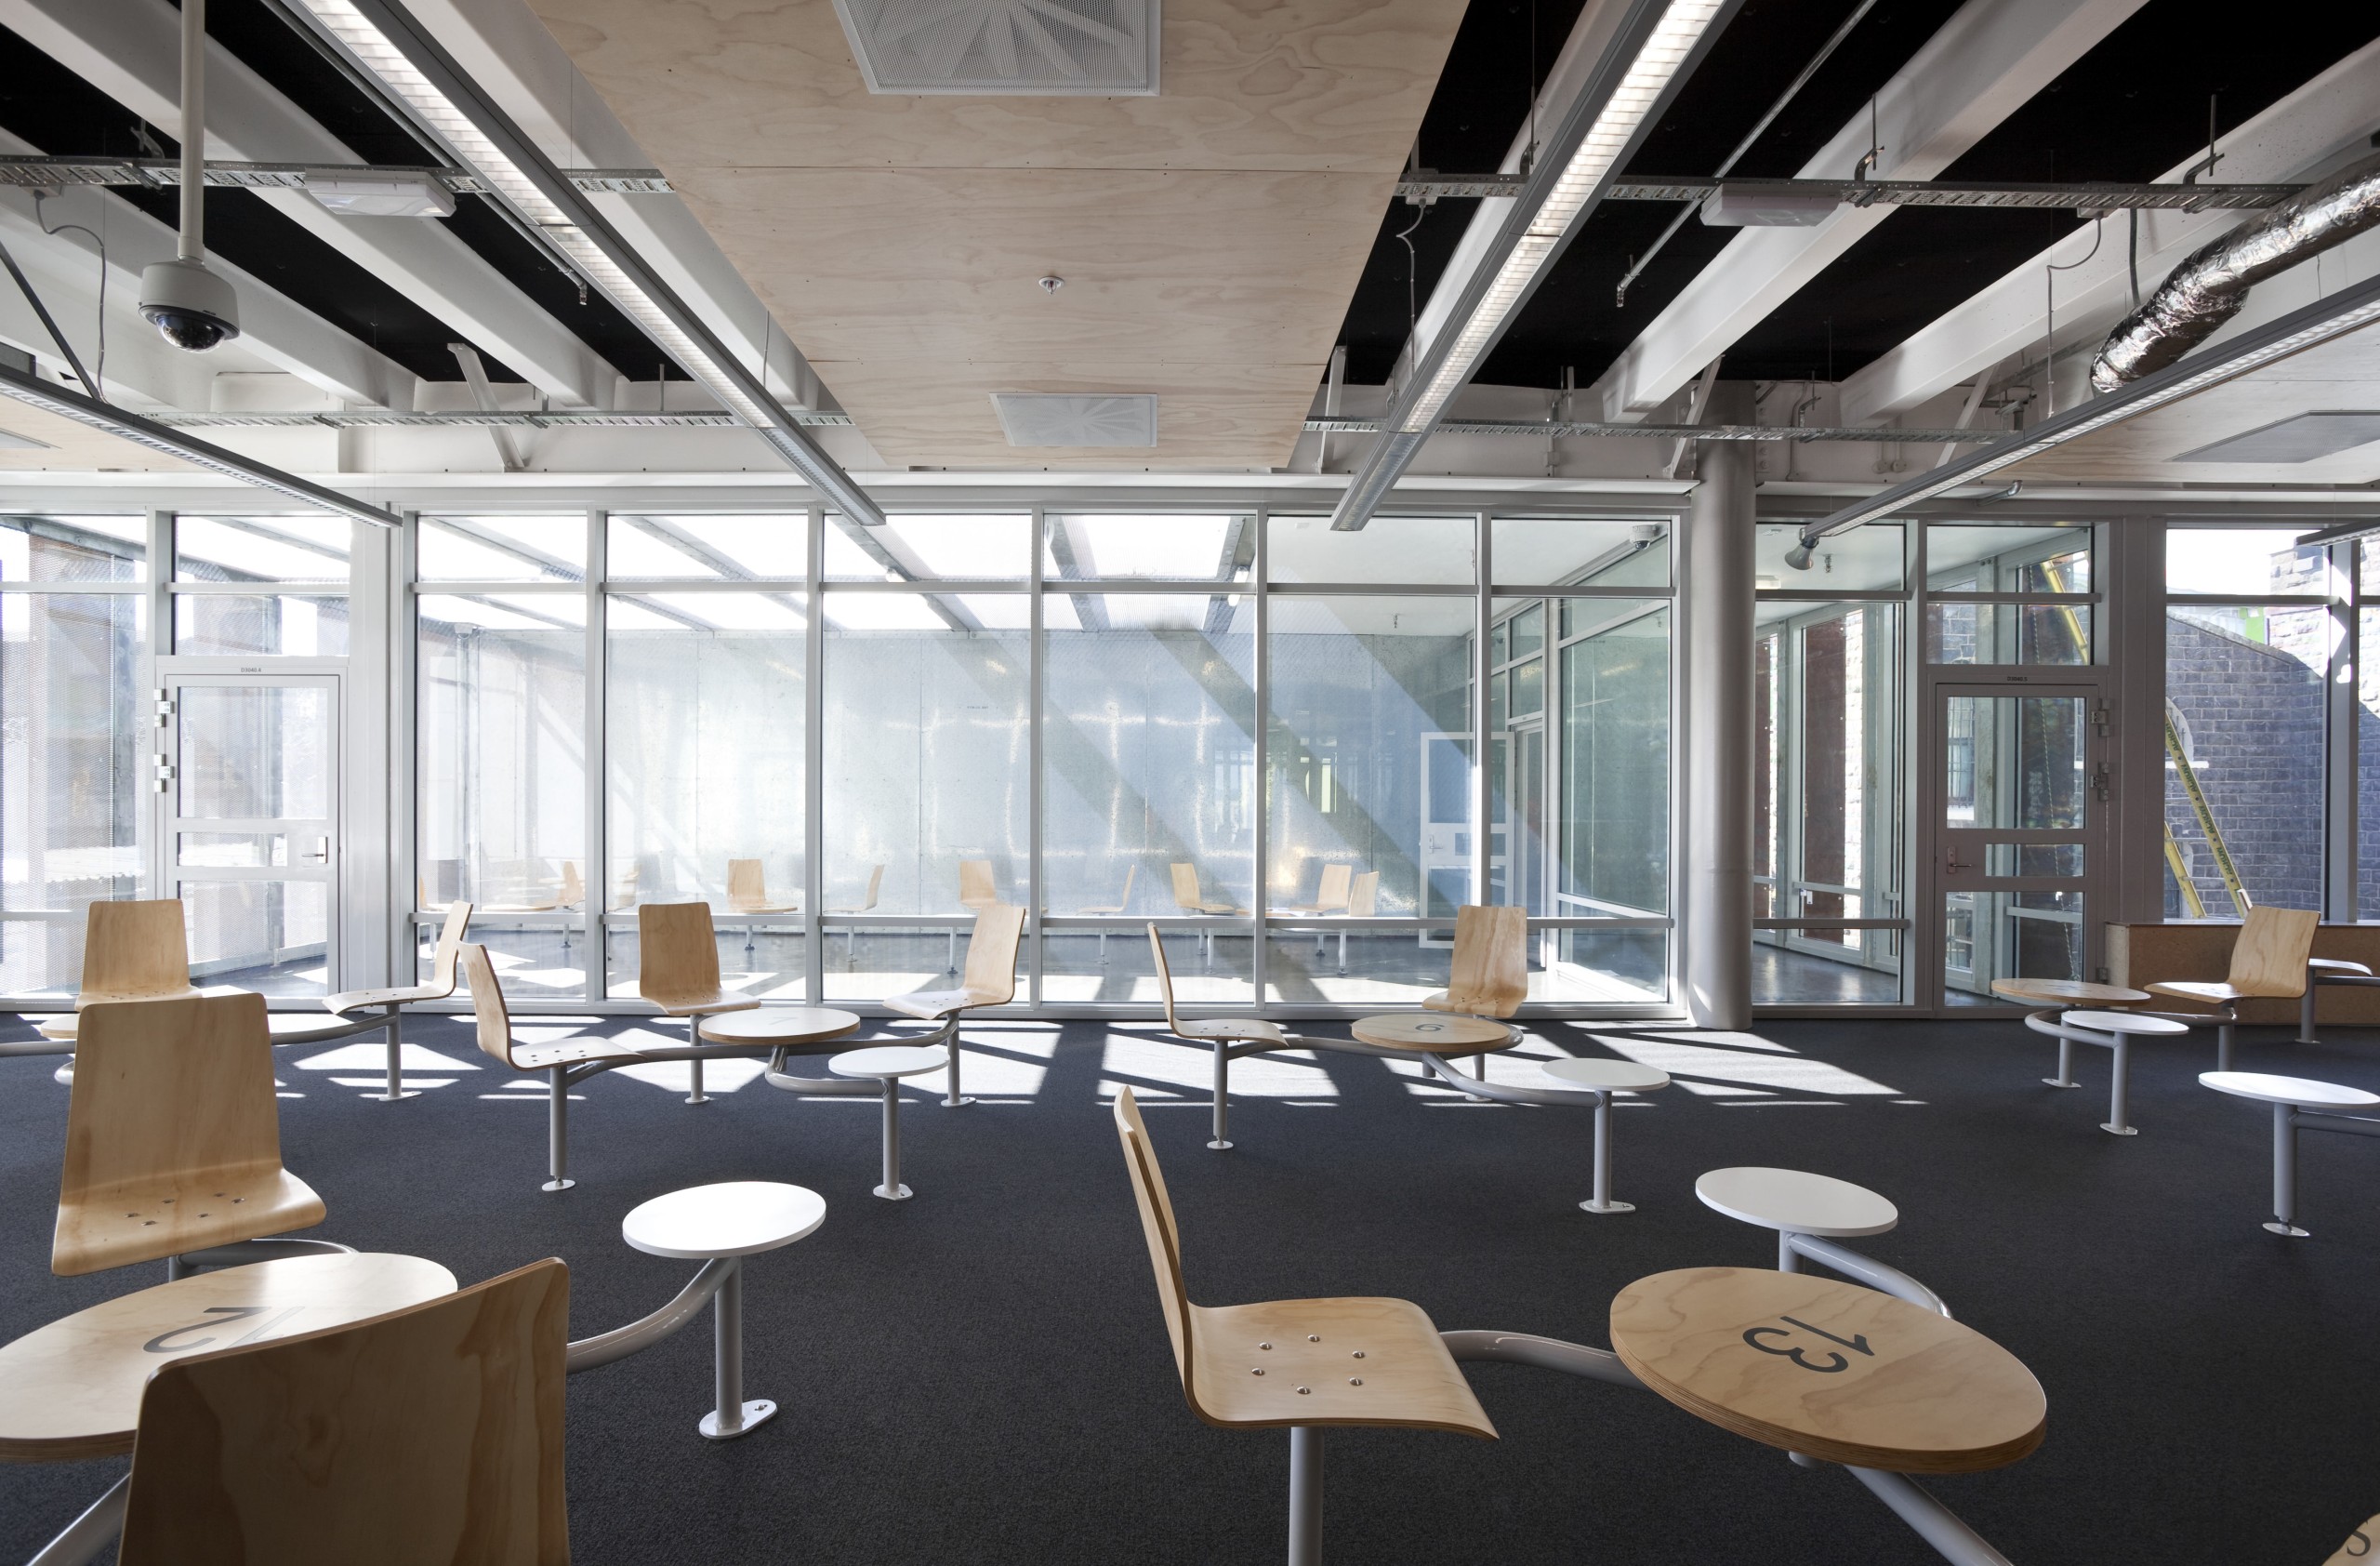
[{"x1": 2162, "y1": 615, "x2": 2331, "y2": 916}]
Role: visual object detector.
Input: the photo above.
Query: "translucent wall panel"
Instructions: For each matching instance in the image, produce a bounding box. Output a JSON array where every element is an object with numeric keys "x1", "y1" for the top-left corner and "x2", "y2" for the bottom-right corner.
[
  {"x1": 2165, "y1": 601, "x2": 2327, "y2": 918},
  {"x1": 607, "y1": 513, "x2": 803, "y2": 580},
  {"x1": 822, "y1": 602, "x2": 1027, "y2": 915},
  {"x1": 1494, "y1": 518, "x2": 1669, "y2": 588},
  {"x1": 1924, "y1": 602, "x2": 2089, "y2": 664},
  {"x1": 0, "y1": 514, "x2": 145, "y2": 581},
  {"x1": 175, "y1": 595, "x2": 350, "y2": 657},
  {"x1": 1265, "y1": 928, "x2": 1448, "y2": 1005},
  {"x1": 1267, "y1": 596, "x2": 1473, "y2": 916},
  {"x1": 1267, "y1": 515, "x2": 1474, "y2": 584},
  {"x1": 1046, "y1": 513, "x2": 1250, "y2": 580},
  {"x1": 176, "y1": 514, "x2": 350, "y2": 582},
  {"x1": 416, "y1": 594, "x2": 588, "y2": 936},
  {"x1": 1043, "y1": 592, "x2": 1254, "y2": 919},
  {"x1": 607, "y1": 592, "x2": 806, "y2": 916},
  {"x1": 419, "y1": 515, "x2": 586, "y2": 582},
  {"x1": 0, "y1": 593, "x2": 144, "y2": 995},
  {"x1": 2365, "y1": 546, "x2": 2380, "y2": 922}
]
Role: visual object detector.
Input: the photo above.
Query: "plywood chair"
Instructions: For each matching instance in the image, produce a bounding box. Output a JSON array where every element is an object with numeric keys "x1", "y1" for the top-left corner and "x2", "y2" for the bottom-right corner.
[
  {"x1": 637, "y1": 901, "x2": 759, "y2": 1106},
  {"x1": 557, "y1": 862, "x2": 586, "y2": 909},
  {"x1": 1420, "y1": 904, "x2": 1528, "y2": 1073},
  {"x1": 1077, "y1": 864, "x2": 1137, "y2": 962},
  {"x1": 826, "y1": 863, "x2": 885, "y2": 961},
  {"x1": 325, "y1": 900, "x2": 476, "y2": 1103},
  {"x1": 727, "y1": 858, "x2": 800, "y2": 914},
  {"x1": 1333, "y1": 870, "x2": 1381, "y2": 975},
  {"x1": 951, "y1": 859, "x2": 1001, "y2": 969},
  {"x1": 482, "y1": 859, "x2": 568, "y2": 914},
  {"x1": 1281, "y1": 862, "x2": 1354, "y2": 919},
  {"x1": 76, "y1": 899, "x2": 199, "y2": 1008},
  {"x1": 1113, "y1": 1086, "x2": 1493, "y2": 1563},
  {"x1": 887, "y1": 902, "x2": 1025, "y2": 1108},
  {"x1": 465, "y1": 945, "x2": 641, "y2": 1192},
  {"x1": 1170, "y1": 861, "x2": 1249, "y2": 960},
  {"x1": 117, "y1": 1258, "x2": 569, "y2": 1566},
  {"x1": 1149, "y1": 923, "x2": 1286, "y2": 1150},
  {"x1": 55, "y1": 994, "x2": 331, "y2": 1279},
  {"x1": 2147, "y1": 906, "x2": 2320, "y2": 1070}
]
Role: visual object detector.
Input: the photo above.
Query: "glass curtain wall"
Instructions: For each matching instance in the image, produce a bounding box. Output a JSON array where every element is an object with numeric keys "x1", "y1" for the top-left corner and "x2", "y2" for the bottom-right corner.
[
  {"x1": 0, "y1": 514, "x2": 147, "y2": 996},
  {"x1": 412, "y1": 507, "x2": 1679, "y2": 1014}
]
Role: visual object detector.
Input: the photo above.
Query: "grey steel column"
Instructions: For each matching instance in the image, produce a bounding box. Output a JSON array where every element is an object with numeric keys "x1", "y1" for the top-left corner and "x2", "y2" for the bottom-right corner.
[{"x1": 1681, "y1": 383, "x2": 1754, "y2": 1029}]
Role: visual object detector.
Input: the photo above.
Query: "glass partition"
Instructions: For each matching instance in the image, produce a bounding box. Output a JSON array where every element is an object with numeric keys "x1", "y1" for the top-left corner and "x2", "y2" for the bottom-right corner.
[
  {"x1": 0, "y1": 514, "x2": 146, "y2": 582},
  {"x1": 419, "y1": 515, "x2": 586, "y2": 583},
  {"x1": 1267, "y1": 514, "x2": 1475, "y2": 584}
]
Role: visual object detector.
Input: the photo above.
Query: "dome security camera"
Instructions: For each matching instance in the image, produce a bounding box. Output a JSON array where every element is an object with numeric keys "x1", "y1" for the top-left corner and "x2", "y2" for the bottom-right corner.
[{"x1": 139, "y1": 259, "x2": 241, "y2": 352}]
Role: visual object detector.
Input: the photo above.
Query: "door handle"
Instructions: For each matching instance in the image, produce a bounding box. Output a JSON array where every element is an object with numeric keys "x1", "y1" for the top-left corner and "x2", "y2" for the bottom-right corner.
[
  {"x1": 299, "y1": 838, "x2": 329, "y2": 863},
  {"x1": 1944, "y1": 847, "x2": 1970, "y2": 876}
]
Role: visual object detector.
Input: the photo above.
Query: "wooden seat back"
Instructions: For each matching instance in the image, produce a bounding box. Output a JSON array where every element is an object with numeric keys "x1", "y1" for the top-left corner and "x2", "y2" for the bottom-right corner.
[
  {"x1": 834, "y1": 864, "x2": 884, "y2": 913},
  {"x1": 726, "y1": 858, "x2": 768, "y2": 911},
  {"x1": 78, "y1": 899, "x2": 192, "y2": 1006},
  {"x1": 463, "y1": 945, "x2": 522, "y2": 1069},
  {"x1": 1113, "y1": 1087, "x2": 1197, "y2": 1402},
  {"x1": 1146, "y1": 923, "x2": 1187, "y2": 1036},
  {"x1": 119, "y1": 1259, "x2": 569, "y2": 1566},
  {"x1": 1309, "y1": 862, "x2": 1353, "y2": 911},
  {"x1": 1168, "y1": 862, "x2": 1202, "y2": 912},
  {"x1": 426, "y1": 901, "x2": 473, "y2": 996},
  {"x1": 2228, "y1": 907, "x2": 2320, "y2": 996},
  {"x1": 959, "y1": 858, "x2": 999, "y2": 910},
  {"x1": 638, "y1": 902, "x2": 725, "y2": 1009},
  {"x1": 960, "y1": 904, "x2": 1026, "y2": 1006},
  {"x1": 1105, "y1": 863, "x2": 1138, "y2": 909},
  {"x1": 1348, "y1": 870, "x2": 1381, "y2": 917},
  {"x1": 1442, "y1": 905, "x2": 1527, "y2": 1016},
  {"x1": 56, "y1": 994, "x2": 295, "y2": 1275},
  {"x1": 557, "y1": 862, "x2": 586, "y2": 909}
]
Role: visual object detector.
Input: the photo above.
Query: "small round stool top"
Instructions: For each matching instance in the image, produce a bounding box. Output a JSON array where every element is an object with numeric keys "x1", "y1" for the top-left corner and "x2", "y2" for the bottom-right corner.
[
  {"x1": 2063, "y1": 1010, "x2": 2189, "y2": 1036},
  {"x1": 0, "y1": 1253, "x2": 456, "y2": 1463},
  {"x1": 622, "y1": 1181, "x2": 826, "y2": 1260},
  {"x1": 2199, "y1": 1070, "x2": 2380, "y2": 1110},
  {"x1": 1696, "y1": 1167, "x2": 1897, "y2": 1238},
  {"x1": 1349, "y1": 1013, "x2": 1511, "y2": 1054},
  {"x1": 828, "y1": 1043, "x2": 949, "y2": 1080},
  {"x1": 2308, "y1": 958, "x2": 2375, "y2": 976},
  {"x1": 698, "y1": 1006, "x2": 863, "y2": 1047},
  {"x1": 1610, "y1": 1267, "x2": 2045, "y2": 1474},
  {"x1": 1542, "y1": 1057, "x2": 1671, "y2": 1094},
  {"x1": 1990, "y1": 978, "x2": 2149, "y2": 1007}
]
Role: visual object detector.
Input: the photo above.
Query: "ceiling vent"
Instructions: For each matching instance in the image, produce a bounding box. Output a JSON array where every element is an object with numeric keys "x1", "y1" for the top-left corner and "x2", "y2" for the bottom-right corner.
[
  {"x1": 2175, "y1": 411, "x2": 2380, "y2": 463},
  {"x1": 832, "y1": 0, "x2": 1159, "y2": 96},
  {"x1": 992, "y1": 393, "x2": 1157, "y2": 447}
]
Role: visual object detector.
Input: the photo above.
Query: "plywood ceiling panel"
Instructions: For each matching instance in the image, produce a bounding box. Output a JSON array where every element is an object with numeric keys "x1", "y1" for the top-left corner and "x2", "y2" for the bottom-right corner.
[
  {"x1": 526, "y1": 0, "x2": 1468, "y2": 469},
  {"x1": 2003, "y1": 325, "x2": 2380, "y2": 485}
]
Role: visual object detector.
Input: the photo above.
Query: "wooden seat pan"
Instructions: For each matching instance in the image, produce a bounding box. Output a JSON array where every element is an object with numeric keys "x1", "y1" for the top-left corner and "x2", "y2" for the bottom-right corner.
[
  {"x1": 887, "y1": 987, "x2": 999, "y2": 1020},
  {"x1": 1610, "y1": 1267, "x2": 2045, "y2": 1474},
  {"x1": 1350, "y1": 1013, "x2": 1511, "y2": 1054},
  {"x1": 324, "y1": 982, "x2": 444, "y2": 1013},
  {"x1": 507, "y1": 1037, "x2": 648, "y2": 1069},
  {"x1": 57, "y1": 1169, "x2": 327, "y2": 1278},
  {"x1": 0, "y1": 1253, "x2": 456, "y2": 1461},
  {"x1": 645, "y1": 990, "x2": 760, "y2": 1019},
  {"x1": 2147, "y1": 979, "x2": 2291, "y2": 1005},
  {"x1": 1174, "y1": 1017, "x2": 1287, "y2": 1045},
  {"x1": 1186, "y1": 1295, "x2": 1496, "y2": 1438}
]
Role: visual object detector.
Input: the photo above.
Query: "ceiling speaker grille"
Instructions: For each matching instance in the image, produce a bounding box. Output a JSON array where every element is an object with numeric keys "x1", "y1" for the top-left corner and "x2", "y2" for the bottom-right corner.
[
  {"x1": 833, "y1": 0, "x2": 1159, "y2": 96},
  {"x1": 992, "y1": 393, "x2": 1157, "y2": 448}
]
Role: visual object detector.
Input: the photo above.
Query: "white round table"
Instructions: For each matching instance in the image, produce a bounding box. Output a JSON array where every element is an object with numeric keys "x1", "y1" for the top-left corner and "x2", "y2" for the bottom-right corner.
[
  {"x1": 621, "y1": 1181, "x2": 826, "y2": 1440},
  {"x1": 829, "y1": 1044, "x2": 950, "y2": 1201},
  {"x1": 2200, "y1": 1071, "x2": 2380, "y2": 1238},
  {"x1": 1542, "y1": 1057, "x2": 1671, "y2": 1215},
  {"x1": 2060, "y1": 1010, "x2": 2189, "y2": 1136},
  {"x1": 1697, "y1": 1167, "x2": 1898, "y2": 1273}
]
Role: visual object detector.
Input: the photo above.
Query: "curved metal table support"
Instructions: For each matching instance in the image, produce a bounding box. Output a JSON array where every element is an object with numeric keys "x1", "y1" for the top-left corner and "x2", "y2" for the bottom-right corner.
[
  {"x1": 2302, "y1": 966, "x2": 2380, "y2": 1045},
  {"x1": 23, "y1": 1475, "x2": 127, "y2": 1566},
  {"x1": 760, "y1": 1015, "x2": 959, "y2": 1099},
  {"x1": 167, "y1": 1236, "x2": 359, "y2": 1283},
  {"x1": 566, "y1": 1254, "x2": 768, "y2": 1440},
  {"x1": 2023, "y1": 1007, "x2": 2206, "y2": 1134}
]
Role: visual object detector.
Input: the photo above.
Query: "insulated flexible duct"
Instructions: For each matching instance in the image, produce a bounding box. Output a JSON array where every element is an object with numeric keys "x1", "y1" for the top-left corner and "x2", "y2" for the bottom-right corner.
[{"x1": 2090, "y1": 151, "x2": 2380, "y2": 392}]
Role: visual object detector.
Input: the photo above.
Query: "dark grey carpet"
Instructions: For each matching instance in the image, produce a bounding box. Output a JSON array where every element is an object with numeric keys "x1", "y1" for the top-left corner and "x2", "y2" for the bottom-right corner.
[{"x1": 3, "y1": 1013, "x2": 2374, "y2": 1564}]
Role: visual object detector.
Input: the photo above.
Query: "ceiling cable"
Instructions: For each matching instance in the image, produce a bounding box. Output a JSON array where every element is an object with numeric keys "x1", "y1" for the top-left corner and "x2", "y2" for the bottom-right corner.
[{"x1": 1613, "y1": 0, "x2": 1882, "y2": 305}]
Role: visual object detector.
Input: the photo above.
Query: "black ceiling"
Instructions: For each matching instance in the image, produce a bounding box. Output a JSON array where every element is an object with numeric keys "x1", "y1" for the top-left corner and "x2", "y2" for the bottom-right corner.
[
  {"x1": 0, "y1": 0, "x2": 675, "y2": 385},
  {"x1": 1334, "y1": 0, "x2": 2380, "y2": 392}
]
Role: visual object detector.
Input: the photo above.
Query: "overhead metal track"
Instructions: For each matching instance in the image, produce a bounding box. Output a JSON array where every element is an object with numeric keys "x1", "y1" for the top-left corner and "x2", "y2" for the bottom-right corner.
[
  {"x1": 276, "y1": 0, "x2": 885, "y2": 525},
  {"x1": 1329, "y1": 0, "x2": 1748, "y2": 531},
  {"x1": 0, "y1": 360, "x2": 402, "y2": 527},
  {"x1": 0, "y1": 153, "x2": 672, "y2": 193},
  {"x1": 1785, "y1": 265, "x2": 2380, "y2": 566},
  {"x1": 1398, "y1": 174, "x2": 2307, "y2": 209}
]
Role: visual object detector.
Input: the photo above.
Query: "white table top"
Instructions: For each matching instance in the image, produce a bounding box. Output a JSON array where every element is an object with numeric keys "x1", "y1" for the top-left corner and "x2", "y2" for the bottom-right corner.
[
  {"x1": 829, "y1": 1044, "x2": 949, "y2": 1079},
  {"x1": 2064, "y1": 1010, "x2": 2191, "y2": 1036},
  {"x1": 622, "y1": 1181, "x2": 826, "y2": 1259},
  {"x1": 1695, "y1": 1167, "x2": 1898, "y2": 1238},
  {"x1": 1542, "y1": 1057, "x2": 1671, "y2": 1093},
  {"x1": 2199, "y1": 1070, "x2": 2380, "y2": 1109},
  {"x1": 697, "y1": 1006, "x2": 864, "y2": 1046},
  {"x1": 2309, "y1": 958, "x2": 2376, "y2": 975}
]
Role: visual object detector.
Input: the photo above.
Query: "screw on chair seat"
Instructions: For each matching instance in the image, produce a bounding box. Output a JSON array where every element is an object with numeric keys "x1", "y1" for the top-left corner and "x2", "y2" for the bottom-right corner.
[
  {"x1": 1186, "y1": 1296, "x2": 1496, "y2": 1436},
  {"x1": 1610, "y1": 1267, "x2": 2044, "y2": 1474},
  {"x1": 507, "y1": 1037, "x2": 648, "y2": 1070}
]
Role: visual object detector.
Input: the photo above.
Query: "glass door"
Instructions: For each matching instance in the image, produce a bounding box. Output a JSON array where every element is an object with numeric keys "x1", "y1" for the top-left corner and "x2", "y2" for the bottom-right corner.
[
  {"x1": 158, "y1": 670, "x2": 340, "y2": 997},
  {"x1": 1925, "y1": 678, "x2": 2109, "y2": 1007}
]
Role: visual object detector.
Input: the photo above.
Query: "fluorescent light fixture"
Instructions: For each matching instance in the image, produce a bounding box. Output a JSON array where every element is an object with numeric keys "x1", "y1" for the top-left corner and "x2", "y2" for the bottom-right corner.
[
  {"x1": 304, "y1": 170, "x2": 456, "y2": 217},
  {"x1": 0, "y1": 360, "x2": 401, "y2": 528},
  {"x1": 1787, "y1": 267, "x2": 2380, "y2": 567},
  {"x1": 1329, "y1": 0, "x2": 1741, "y2": 530},
  {"x1": 286, "y1": 0, "x2": 886, "y2": 526}
]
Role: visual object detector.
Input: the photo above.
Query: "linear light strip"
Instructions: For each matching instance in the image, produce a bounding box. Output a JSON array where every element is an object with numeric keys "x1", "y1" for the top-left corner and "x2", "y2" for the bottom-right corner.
[
  {"x1": 1790, "y1": 267, "x2": 2380, "y2": 560},
  {"x1": 1328, "y1": 0, "x2": 1740, "y2": 530},
  {"x1": 290, "y1": 0, "x2": 886, "y2": 526},
  {"x1": 0, "y1": 362, "x2": 402, "y2": 527}
]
